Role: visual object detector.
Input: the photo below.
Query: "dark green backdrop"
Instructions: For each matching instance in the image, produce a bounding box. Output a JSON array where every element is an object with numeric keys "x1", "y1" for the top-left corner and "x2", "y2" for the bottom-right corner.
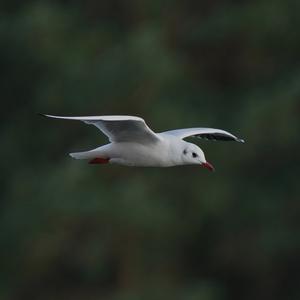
[{"x1": 1, "y1": 1, "x2": 299, "y2": 299}]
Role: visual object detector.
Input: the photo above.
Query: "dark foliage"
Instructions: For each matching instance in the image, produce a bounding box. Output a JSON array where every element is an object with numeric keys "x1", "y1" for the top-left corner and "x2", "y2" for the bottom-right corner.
[{"x1": 1, "y1": 1, "x2": 299, "y2": 299}]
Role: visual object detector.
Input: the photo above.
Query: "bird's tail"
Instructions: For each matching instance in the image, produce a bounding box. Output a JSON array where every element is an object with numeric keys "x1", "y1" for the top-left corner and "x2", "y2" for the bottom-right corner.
[
  {"x1": 69, "y1": 145, "x2": 109, "y2": 161},
  {"x1": 69, "y1": 150, "x2": 95, "y2": 160}
]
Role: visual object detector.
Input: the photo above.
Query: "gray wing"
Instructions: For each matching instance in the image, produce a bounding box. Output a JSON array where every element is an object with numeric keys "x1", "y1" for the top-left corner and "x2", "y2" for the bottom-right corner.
[
  {"x1": 41, "y1": 114, "x2": 161, "y2": 143},
  {"x1": 162, "y1": 128, "x2": 245, "y2": 143}
]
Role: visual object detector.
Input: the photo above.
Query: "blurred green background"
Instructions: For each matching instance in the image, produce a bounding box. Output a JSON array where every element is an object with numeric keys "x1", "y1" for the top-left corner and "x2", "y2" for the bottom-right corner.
[{"x1": 1, "y1": 0, "x2": 300, "y2": 299}]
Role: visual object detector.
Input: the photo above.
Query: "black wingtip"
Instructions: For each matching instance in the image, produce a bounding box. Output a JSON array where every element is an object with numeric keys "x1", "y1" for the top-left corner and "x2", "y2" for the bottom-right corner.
[{"x1": 38, "y1": 113, "x2": 47, "y2": 118}]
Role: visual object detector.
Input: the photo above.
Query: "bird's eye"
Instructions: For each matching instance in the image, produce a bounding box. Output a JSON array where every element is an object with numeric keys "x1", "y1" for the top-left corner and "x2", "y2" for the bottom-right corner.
[
  {"x1": 183, "y1": 149, "x2": 188, "y2": 155},
  {"x1": 192, "y1": 152, "x2": 198, "y2": 158}
]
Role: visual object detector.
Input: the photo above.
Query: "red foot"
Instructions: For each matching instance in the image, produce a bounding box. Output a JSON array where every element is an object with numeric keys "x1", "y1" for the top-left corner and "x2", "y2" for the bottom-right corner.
[{"x1": 89, "y1": 157, "x2": 110, "y2": 164}]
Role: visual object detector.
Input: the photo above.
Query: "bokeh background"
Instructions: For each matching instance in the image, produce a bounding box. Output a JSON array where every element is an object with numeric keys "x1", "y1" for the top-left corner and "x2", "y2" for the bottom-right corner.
[{"x1": 1, "y1": 1, "x2": 300, "y2": 299}]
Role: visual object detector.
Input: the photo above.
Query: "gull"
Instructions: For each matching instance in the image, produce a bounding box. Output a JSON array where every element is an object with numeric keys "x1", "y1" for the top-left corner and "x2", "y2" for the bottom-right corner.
[{"x1": 41, "y1": 114, "x2": 244, "y2": 171}]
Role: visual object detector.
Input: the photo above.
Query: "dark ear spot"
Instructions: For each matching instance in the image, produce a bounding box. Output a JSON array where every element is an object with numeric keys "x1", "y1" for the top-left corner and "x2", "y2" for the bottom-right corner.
[{"x1": 183, "y1": 149, "x2": 188, "y2": 155}]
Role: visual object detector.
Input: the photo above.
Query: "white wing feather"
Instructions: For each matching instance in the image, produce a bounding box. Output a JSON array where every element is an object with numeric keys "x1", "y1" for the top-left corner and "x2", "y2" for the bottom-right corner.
[
  {"x1": 162, "y1": 128, "x2": 244, "y2": 142},
  {"x1": 42, "y1": 114, "x2": 160, "y2": 143}
]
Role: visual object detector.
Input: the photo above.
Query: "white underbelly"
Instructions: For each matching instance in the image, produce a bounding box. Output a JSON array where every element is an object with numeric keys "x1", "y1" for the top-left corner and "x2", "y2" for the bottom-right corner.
[{"x1": 109, "y1": 142, "x2": 171, "y2": 167}]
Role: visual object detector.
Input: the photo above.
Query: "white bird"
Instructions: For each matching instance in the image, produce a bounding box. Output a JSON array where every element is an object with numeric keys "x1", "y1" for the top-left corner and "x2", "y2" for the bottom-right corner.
[{"x1": 41, "y1": 114, "x2": 244, "y2": 171}]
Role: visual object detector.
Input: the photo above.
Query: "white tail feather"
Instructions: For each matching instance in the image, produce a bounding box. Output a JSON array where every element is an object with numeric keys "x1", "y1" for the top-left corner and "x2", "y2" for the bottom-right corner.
[
  {"x1": 69, "y1": 151, "x2": 94, "y2": 160},
  {"x1": 69, "y1": 145, "x2": 109, "y2": 160}
]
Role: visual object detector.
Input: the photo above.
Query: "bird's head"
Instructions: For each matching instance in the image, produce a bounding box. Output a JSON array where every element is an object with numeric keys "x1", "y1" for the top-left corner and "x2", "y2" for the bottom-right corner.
[{"x1": 181, "y1": 142, "x2": 215, "y2": 171}]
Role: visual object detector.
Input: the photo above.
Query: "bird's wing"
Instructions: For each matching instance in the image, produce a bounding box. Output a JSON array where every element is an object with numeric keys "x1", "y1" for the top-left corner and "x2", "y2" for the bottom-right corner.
[
  {"x1": 162, "y1": 128, "x2": 244, "y2": 143},
  {"x1": 41, "y1": 114, "x2": 161, "y2": 143}
]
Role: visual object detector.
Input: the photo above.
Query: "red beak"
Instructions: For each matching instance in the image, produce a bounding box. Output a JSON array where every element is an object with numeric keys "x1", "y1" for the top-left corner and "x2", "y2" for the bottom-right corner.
[{"x1": 201, "y1": 161, "x2": 215, "y2": 171}]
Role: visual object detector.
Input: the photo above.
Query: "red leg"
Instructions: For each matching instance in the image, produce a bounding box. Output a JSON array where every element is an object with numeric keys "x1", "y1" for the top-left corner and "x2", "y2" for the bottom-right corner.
[{"x1": 89, "y1": 157, "x2": 110, "y2": 164}]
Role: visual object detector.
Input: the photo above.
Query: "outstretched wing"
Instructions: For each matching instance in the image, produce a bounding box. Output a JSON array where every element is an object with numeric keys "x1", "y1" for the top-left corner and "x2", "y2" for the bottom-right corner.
[
  {"x1": 41, "y1": 114, "x2": 161, "y2": 143},
  {"x1": 162, "y1": 128, "x2": 244, "y2": 143}
]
